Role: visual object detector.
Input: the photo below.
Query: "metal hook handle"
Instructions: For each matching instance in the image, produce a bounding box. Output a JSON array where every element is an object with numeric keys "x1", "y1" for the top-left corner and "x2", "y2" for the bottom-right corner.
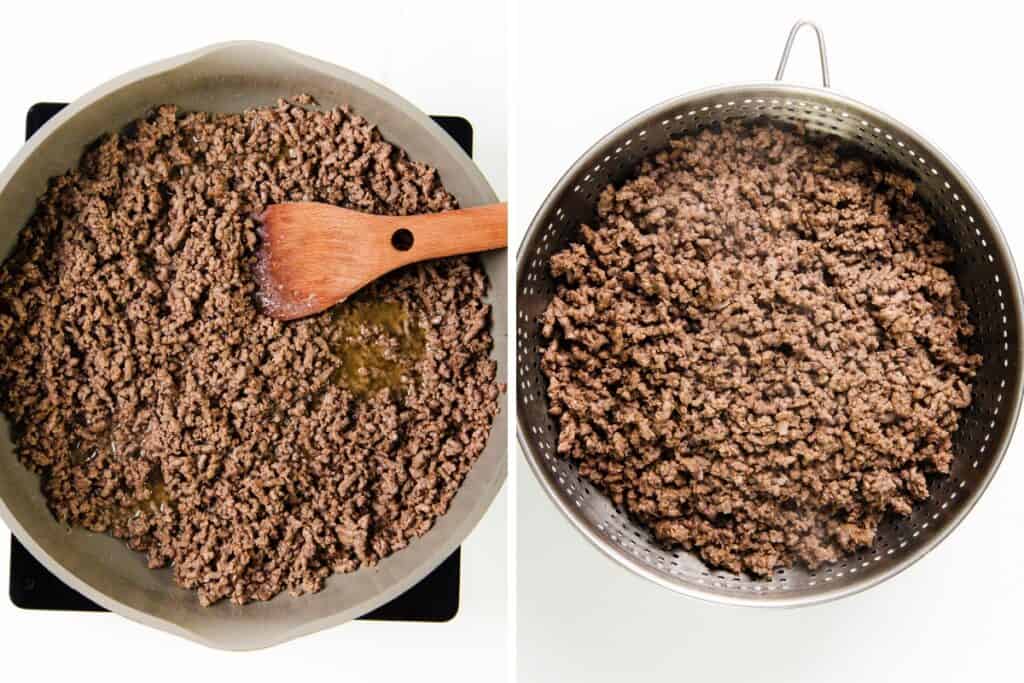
[{"x1": 775, "y1": 20, "x2": 830, "y2": 88}]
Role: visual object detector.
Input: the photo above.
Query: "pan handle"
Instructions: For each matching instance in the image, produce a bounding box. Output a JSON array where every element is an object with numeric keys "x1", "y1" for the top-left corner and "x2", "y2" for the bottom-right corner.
[{"x1": 774, "y1": 20, "x2": 830, "y2": 88}]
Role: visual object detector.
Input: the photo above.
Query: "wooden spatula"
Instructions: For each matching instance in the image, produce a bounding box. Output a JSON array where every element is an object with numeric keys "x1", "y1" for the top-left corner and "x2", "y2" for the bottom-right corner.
[{"x1": 255, "y1": 202, "x2": 507, "y2": 321}]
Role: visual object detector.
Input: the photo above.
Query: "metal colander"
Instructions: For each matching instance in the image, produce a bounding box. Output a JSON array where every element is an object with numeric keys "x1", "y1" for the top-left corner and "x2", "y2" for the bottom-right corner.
[{"x1": 516, "y1": 21, "x2": 1023, "y2": 606}]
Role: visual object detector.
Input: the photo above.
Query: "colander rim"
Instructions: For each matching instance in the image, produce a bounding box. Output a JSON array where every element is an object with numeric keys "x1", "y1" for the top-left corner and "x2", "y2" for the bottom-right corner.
[{"x1": 516, "y1": 80, "x2": 1024, "y2": 608}]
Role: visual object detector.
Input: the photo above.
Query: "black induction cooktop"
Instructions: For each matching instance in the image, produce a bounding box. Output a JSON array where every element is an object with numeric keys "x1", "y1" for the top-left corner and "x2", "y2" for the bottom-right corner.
[{"x1": 8, "y1": 101, "x2": 465, "y2": 622}]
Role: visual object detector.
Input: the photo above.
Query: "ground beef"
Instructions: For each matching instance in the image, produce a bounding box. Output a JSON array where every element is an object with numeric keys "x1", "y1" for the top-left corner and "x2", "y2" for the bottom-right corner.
[
  {"x1": 540, "y1": 122, "x2": 980, "y2": 576},
  {"x1": 0, "y1": 97, "x2": 498, "y2": 605}
]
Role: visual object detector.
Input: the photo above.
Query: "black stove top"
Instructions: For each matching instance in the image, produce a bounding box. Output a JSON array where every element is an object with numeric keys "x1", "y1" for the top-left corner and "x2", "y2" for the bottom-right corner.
[{"x1": 8, "y1": 102, "x2": 465, "y2": 622}]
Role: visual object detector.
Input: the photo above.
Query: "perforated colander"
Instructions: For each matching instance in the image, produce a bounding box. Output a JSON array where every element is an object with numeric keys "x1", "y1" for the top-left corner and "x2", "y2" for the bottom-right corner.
[{"x1": 516, "y1": 21, "x2": 1023, "y2": 606}]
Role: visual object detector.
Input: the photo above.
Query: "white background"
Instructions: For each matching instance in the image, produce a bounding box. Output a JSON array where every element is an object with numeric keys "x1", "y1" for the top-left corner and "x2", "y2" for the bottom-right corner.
[
  {"x1": 0, "y1": 1, "x2": 506, "y2": 681},
  {"x1": 513, "y1": 1, "x2": 1023, "y2": 682}
]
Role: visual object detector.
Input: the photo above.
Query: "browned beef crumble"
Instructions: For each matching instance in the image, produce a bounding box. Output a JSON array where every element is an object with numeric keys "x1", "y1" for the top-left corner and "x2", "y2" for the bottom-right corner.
[
  {"x1": 540, "y1": 122, "x2": 980, "y2": 576},
  {"x1": 0, "y1": 97, "x2": 498, "y2": 605}
]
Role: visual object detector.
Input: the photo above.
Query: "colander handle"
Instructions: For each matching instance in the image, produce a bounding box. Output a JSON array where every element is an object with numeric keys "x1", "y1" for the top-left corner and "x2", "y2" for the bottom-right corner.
[{"x1": 775, "y1": 20, "x2": 830, "y2": 88}]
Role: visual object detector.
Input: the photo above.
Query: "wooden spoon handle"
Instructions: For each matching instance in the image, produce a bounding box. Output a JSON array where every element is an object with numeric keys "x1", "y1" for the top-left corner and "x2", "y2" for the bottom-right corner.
[{"x1": 393, "y1": 203, "x2": 507, "y2": 263}]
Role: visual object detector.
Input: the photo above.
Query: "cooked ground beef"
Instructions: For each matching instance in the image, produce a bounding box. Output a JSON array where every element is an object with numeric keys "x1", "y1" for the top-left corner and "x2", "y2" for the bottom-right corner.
[
  {"x1": 0, "y1": 97, "x2": 498, "y2": 605},
  {"x1": 540, "y1": 122, "x2": 980, "y2": 576}
]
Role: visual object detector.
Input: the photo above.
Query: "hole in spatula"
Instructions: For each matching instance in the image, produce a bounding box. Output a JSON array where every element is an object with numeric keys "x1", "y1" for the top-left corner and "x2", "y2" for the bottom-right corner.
[{"x1": 391, "y1": 228, "x2": 414, "y2": 251}]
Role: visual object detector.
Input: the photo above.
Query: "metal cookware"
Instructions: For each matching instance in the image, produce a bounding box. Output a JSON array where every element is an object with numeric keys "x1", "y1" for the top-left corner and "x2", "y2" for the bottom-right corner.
[
  {"x1": 516, "y1": 21, "x2": 1021, "y2": 606},
  {"x1": 0, "y1": 42, "x2": 507, "y2": 649}
]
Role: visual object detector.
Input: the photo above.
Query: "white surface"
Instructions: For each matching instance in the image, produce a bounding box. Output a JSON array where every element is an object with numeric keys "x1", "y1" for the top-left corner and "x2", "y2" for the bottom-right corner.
[
  {"x1": 514, "y1": 1, "x2": 1023, "y2": 681},
  {"x1": 0, "y1": 0, "x2": 506, "y2": 679}
]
